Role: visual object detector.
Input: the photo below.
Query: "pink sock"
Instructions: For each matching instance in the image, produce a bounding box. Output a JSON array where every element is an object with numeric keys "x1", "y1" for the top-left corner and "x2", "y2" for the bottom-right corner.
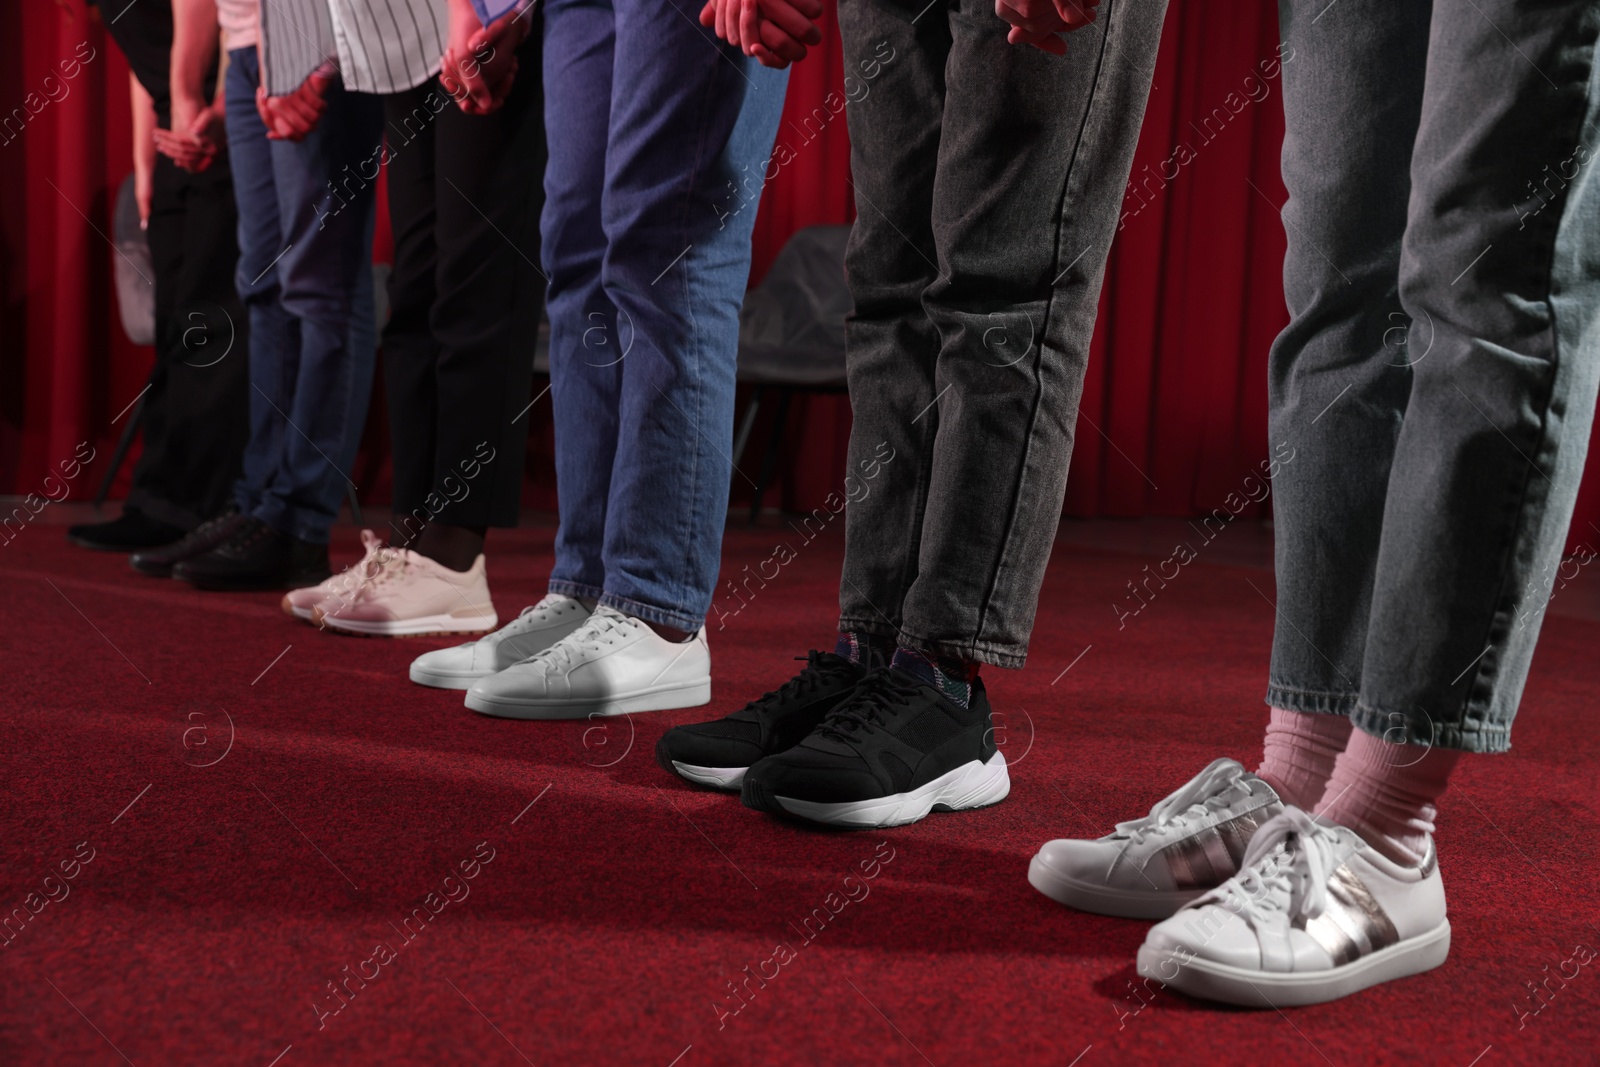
[
  {"x1": 1255, "y1": 707, "x2": 1353, "y2": 811},
  {"x1": 1314, "y1": 728, "x2": 1461, "y2": 867}
]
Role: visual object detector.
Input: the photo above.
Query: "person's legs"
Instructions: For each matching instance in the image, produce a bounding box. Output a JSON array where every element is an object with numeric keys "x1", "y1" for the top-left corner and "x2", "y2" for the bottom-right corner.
[
  {"x1": 124, "y1": 155, "x2": 251, "y2": 531},
  {"x1": 1257, "y1": 0, "x2": 1433, "y2": 813},
  {"x1": 464, "y1": 0, "x2": 786, "y2": 719},
  {"x1": 829, "y1": 0, "x2": 950, "y2": 672},
  {"x1": 590, "y1": 0, "x2": 787, "y2": 633},
  {"x1": 1139, "y1": 0, "x2": 1600, "y2": 1007},
  {"x1": 735, "y1": 0, "x2": 1168, "y2": 828},
  {"x1": 415, "y1": 29, "x2": 545, "y2": 568},
  {"x1": 251, "y1": 81, "x2": 383, "y2": 546},
  {"x1": 221, "y1": 47, "x2": 298, "y2": 528},
  {"x1": 74, "y1": 107, "x2": 250, "y2": 550},
  {"x1": 542, "y1": 0, "x2": 619, "y2": 609},
  {"x1": 379, "y1": 81, "x2": 445, "y2": 550},
  {"x1": 320, "y1": 42, "x2": 547, "y2": 639}
]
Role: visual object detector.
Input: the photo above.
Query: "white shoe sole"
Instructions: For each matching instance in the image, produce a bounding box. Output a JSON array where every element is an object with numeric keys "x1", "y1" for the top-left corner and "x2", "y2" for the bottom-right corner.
[
  {"x1": 774, "y1": 751, "x2": 1010, "y2": 829},
  {"x1": 1027, "y1": 853, "x2": 1205, "y2": 920},
  {"x1": 463, "y1": 678, "x2": 711, "y2": 720},
  {"x1": 1137, "y1": 919, "x2": 1451, "y2": 1007},
  {"x1": 670, "y1": 762, "x2": 746, "y2": 790},
  {"x1": 409, "y1": 663, "x2": 494, "y2": 690},
  {"x1": 318, "y1": 611, "x2": 498, "y2": 637}
]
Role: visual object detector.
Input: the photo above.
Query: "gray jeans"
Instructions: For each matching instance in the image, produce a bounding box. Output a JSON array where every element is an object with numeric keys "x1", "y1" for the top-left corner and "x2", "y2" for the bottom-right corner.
[
  {"x1": 835, "y1": 0, "x2": 1168, "y2": 668},
  {"x1": 1268, "y1": 0, "x2": 1600, "y2": 751}
]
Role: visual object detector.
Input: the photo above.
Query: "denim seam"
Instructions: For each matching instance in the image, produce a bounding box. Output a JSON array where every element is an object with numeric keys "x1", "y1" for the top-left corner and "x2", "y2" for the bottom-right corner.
[
  {"x1": 1350, "y1": 700, "x2": 1511, "y2": 755},
  {"x1": 1451, "y1": 46, "x2": 1595, "y2": 741},
  {"x1": 598, "y1": 591, "x2": 704, "y2": 633},
  {"x1": 656, "y1": 44, "x2": 723, "y2": 624},
  {"x1": 548, "y1": 578, "x2": 603, "y2": 601},
  {"x1": 1263, "y1": 681, "x2": 1358, "y2": 715},
  {"x1": 895, "y1": 627, "x2": 1026, "y2": 670},
  {"x1": 968, "y1": 0, "x2": 1116, "y2": 662}
]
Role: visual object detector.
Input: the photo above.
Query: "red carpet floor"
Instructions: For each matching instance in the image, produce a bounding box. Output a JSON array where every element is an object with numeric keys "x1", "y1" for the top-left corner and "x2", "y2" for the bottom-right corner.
[{"x1": 2, "y1": 518, "x2": 1597, "y2": 1066}]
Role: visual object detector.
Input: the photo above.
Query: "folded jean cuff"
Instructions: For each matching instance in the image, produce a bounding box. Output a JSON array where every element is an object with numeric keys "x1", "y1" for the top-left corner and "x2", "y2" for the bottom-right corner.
[
  {"x1": 596, "y1": 590, "x2": 705, "y2": 634},
  {"x1": 1351, "y1": 701, "x2": 1511, "y2": 755},
  {"x1": 548, "y1": 578, "x2": 603, "y2": 603},
  {"x1": 898, "y1": 630, "x2": 1026, "y2": 670},
  {"x1": 1263, "y1": 683, "x2": 1359, "y2": 716}
]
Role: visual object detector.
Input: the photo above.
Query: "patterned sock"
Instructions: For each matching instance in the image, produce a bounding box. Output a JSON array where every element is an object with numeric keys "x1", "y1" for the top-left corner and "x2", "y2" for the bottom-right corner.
[
  {"x1": 1255, "y1": 706, "x2": 1353, "y2": 810},
  {"x1": 1314, "y1": 728, "x2": 1462, "y2": 867},
  {"x1": 889, "y1": 646, "x2": 978, "y2": 708},
  {"x1": 833, "y1": 631, "x2": 889, "y2": 667}
]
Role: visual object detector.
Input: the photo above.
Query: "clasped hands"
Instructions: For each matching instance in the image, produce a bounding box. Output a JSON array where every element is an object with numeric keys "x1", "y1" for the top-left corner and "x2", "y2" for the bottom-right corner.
[{"x1": 699, "y1": 0, "x2": 1098, "y2": 67}]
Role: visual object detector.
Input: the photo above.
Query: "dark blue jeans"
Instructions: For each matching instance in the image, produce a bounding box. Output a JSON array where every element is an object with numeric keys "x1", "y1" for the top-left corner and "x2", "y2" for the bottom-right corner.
[
  {"x1": 224, "y1": 48, "x2": 381, "y2": 544},
  {"x1": 1267, "y1": 0, "x2": 1600, "y2": 752},
  {"x1": 541, "y1": 0, "x2": 788, "y2": 631}
]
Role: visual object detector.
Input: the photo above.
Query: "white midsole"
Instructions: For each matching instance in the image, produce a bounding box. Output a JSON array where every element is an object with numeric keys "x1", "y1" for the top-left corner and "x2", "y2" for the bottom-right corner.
[
  {"x1": 464, "y1": 678, "x2": 711, "y2": 720},
  {"x1": 670, "y1": 762, "x2": 746, "y2": 790},
  {"x1": 408, "y1": 664, "x2": 495, "y2": 690},
  {"x1": 1137, "y1": 920, "x2": 1451, "y2": 1007},
  {"x1": 774, "y1": 751, "x2": 1009, "y2": 829},
  {"x1": 1027, "y1": 854, "x2": 1203, "y2": 920},
  {"x1": 320, "y1": 611, "x2": 497, "y2": 637}
]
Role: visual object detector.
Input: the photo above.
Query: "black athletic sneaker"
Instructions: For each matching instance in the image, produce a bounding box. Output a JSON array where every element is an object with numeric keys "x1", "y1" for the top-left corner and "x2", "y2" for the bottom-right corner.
[
  {"x1": 130, "y1": 507, "x2": 246, "y2": 577},
  {"x1": 655, "y1": 650, "x2": 870, "y2": 790},
  {"x1": 67, "y1": 508, "x2": 184, "y2": 552},
  {"x1": 173, "y1": 518, "x2": 331, "y2": 591},
  {"x1": 741, "y1": 667, "x2": 1010, "y2": 828}
]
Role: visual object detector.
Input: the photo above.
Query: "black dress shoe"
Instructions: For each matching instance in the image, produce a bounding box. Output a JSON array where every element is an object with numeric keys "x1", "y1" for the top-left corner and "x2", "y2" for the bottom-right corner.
[
  {"x1": 130, "y1": 508, "x2": 248, "y2": 577},
  {"x1": 67, "y1": 508, "x2": 185, "y2": 552},
  {"x1": 173, "y1": 518, "x2": 332, "y2": 592}
]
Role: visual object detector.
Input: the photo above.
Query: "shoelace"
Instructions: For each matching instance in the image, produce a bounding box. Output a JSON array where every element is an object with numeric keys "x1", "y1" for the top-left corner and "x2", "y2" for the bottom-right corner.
[
  {"x1": 740, "y1": 651, "x2": 839, "y2": 713},
  {"x1": 336, "y1": 534, "x2": 412, "y2": 604},
  {"x1": 512, "y1": 608, "x2": 634, "y2": 674},
  {"x1": 1203, "y1": 807, "x2": 1339, "y2": 932},
  {"x1": 818, "y1": 669, "x2": 921, "y2": 741},
  {"x1": 504, "y1": 594, "x2": 577, "y2": 633},
  {"x1": 179, "y1": 509, "x2": 238, "y2": 547},
  {"x1": 1113, "y1": 757, "x2": 1249, "y2": 845}
]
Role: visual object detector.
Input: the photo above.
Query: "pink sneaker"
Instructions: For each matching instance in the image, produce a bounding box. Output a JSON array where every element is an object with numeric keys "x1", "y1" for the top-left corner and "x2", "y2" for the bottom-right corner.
[
  {"x1": 281, "y1": 529, "x2": 389, "y2": 623},
  {"x1": 314, "y1": 548, "x2": 498, "y2": 637}
]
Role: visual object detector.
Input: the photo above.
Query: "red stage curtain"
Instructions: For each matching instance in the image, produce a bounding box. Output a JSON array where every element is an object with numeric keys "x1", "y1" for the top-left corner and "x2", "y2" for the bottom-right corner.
[{"x1": 4, "y1": 0, "x2": 1599, "y2": 552}]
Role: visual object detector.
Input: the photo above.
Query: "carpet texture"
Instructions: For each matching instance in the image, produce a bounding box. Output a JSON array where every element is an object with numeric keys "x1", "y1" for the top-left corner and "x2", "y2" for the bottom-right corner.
[{"x1": 1, "y1": 520, "x2": 1596, "y2": 1066}]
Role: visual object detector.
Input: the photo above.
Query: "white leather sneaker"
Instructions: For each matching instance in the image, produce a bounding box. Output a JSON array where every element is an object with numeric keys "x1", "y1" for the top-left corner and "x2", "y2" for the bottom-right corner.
[
  {"x1": 1029, "y1": 758, "x2": 1284, "y2": 919},
  {"x1": 409, "y1": 594, "x2": 591, "y2": 689},
  {"x1": 464, "y1": 605, "x2": 711, "y2": 719},
  {"x1": 282, "y1": 529, "x2": 390, "y2": 622},
  {"x1": 1137, "y1": 807, "x2": 1450, "y2": 1006},
  {"x1": 314, "y1": 549, "x2": 497, "y2": 637}
]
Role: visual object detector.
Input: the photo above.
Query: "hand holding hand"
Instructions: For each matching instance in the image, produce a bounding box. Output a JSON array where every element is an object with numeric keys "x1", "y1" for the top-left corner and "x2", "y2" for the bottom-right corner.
[
  {"x1": 698, "y1": 0, "x2": 823, "y2": 70},
  {"x1": 154, "y1": 97, "x2": 226, "y2": 172},
  {"x1": 441, "y1": 5, "x2": 528, "y2": 115},
  {"x1": 995, "y1": 0, "x2": 1098, "y2": 55},
  {"x1": 254, "y1": 70, "x2": 332, "y2": 142}
]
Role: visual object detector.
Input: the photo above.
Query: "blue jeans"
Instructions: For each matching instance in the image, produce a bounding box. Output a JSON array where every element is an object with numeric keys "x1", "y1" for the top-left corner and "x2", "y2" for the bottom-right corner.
[
  {"x1": 541, "y1": 0, "x2": 788, "y2": 631},
  {"x1": 1267, "y1": 0, "x2": 1600, "y2": 752},
  {"x1": 224, "y1": 47, "x2": 382, "y2": 544}
]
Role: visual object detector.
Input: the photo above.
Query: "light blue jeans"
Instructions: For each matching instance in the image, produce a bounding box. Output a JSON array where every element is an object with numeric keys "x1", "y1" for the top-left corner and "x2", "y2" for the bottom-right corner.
[{"x1": 541, "y1": 0, "x2": 788, "y2": 631}]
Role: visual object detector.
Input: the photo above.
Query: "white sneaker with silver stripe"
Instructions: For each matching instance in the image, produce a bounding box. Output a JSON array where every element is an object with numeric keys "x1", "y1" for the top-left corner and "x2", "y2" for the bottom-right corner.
[
  {"x1": 1028, "y1": 758, "x2": 1284, "y2": 919},
  {"x1": 1137, "y1": 807, "x2": 1450, "y2": 1006}
]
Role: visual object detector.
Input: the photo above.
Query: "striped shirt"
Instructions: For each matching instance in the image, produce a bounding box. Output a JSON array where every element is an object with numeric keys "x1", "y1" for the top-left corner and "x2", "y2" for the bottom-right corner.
[{"x1": 259, "y1": 0, "x2": 447, "y2": 96}]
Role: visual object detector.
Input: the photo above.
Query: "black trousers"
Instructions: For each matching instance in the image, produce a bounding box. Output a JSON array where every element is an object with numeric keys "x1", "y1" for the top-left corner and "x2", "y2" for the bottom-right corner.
[
  {"x1": 128, "y1": 151, "x2": 250, "y2": 530},
  {"x1": 381, "y1": 36, "x2": 546, "y2": 543}
]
